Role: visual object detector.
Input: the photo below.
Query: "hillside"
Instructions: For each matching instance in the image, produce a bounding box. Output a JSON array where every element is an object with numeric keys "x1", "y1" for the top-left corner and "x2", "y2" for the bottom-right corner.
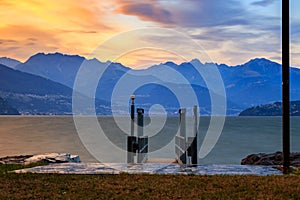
[
  {"x1": 239, "y1": 101, "x2": 300, "y2": 116},
  {"x1": 0, "y1": 57, "x2": 21, "y2": 68},
  {"x1": 0, "y1": 97, "x2": 20, "y2": 115},
  {"x1": 0, "y1": 63, "x2": 109, "y2": 115}
]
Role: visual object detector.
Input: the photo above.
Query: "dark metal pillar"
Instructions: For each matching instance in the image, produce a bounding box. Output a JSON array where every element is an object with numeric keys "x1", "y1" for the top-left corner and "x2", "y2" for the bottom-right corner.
[
  {"x1": 128, "y1": 95, "x2": 136, "y2": 163},
  {"x1": 137, "y1": 108, "x2": 144, "y2": 137},
  {"x1": 179, "y1": 108, "x2": 186, "y2": 138},
  {"x1": 136, "y1": 109, "x2": 148, "y2": 163},
  {"x1": 130, "y1": 95, "x2": 135, "y2": 136},
  {"x1": 282, "y1": 0, "x2": 290, "y2": 174},
  {"x1": 179, "y1": 108, "x2": 187, "y2": 164},
  {"x1": 191, "y1": 106, "x2": 198, "y2": 165},
  {"x1": 127, "y1": 136, "x2": 136, "y2": 163}
]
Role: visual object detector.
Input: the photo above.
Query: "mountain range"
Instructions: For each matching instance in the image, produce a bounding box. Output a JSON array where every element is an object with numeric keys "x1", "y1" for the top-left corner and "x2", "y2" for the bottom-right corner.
[
  {"x1": 1, "y1": 52, "x2": 300, "y2": 115},
  {"x1": 0, "y1": 63, "x2": 109, "y2": 115},
  {"x1": 239, "y1": 101, "x2": 300, "y2": 116}
]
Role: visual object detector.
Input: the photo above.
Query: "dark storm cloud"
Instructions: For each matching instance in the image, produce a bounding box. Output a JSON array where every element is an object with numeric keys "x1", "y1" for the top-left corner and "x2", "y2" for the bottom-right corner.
[
  {"x1": 115, "y1": 0, "x2": 252, "y2": 28},
  {"x1": 251, "y1": 0, "x2": 278, "y2": 7},
  {"x1": 115, "y1": 0, "x2": 174, "y2": 25},
  {"x1": 171, "y1": 0, "x2": 250, "y2": 28},
  {"x1": 115, "y1": 0, "x2": 280, "y2": 31}
]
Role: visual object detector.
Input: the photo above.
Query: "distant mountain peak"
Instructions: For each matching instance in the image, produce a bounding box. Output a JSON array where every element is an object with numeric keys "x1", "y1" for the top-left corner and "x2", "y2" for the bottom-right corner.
[
  {"x1": 244, "y1": 58, "x2": 279, "y2": 66},
  {"x1": 163, "y1": 61, "x2": 177, "y2": 65},
  {"x1": 29, "y1": 52, "x2": 85, "y2": 60},
  {"x1": 160, "y1": 61, "x2": 178, "y2": 68},
  {"x1": 249, "y1": 57, "x2": 269, "y2": 62},
  {"x1": 236, "y1": 58, "x2": 281, "y2": 76},
  {"x1": 190, "y1": 58, "x2": 203, "y2": 65},
  {"x1": 0, "y1": 57, "x2": 22, "y2": 68},
  {"x1": 88, "y1": 57, "x2": 100, "y2": 62}
]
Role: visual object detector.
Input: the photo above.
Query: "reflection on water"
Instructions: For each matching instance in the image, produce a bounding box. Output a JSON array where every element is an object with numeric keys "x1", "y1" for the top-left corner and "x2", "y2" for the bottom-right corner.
[{"x1": 0, "y1": 116, "x2": 299, "y2": 164}]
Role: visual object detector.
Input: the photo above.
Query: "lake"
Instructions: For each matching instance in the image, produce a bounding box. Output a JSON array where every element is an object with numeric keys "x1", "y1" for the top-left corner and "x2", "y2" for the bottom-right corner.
[{"x1": 0, "y1": 116, "x2": 299, "y2": 164}]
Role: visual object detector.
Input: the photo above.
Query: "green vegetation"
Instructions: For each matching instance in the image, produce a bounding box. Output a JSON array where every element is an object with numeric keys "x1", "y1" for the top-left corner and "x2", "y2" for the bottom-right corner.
[
  {"x1": 1, "y1": 164, "x2": 300, "y2": 199},
  {"x1": 0, "y1": 163, "x2": 47, "y2": 174},
  {"x1": 292, "y1": 167, "x2": 300, "y2": 175}
]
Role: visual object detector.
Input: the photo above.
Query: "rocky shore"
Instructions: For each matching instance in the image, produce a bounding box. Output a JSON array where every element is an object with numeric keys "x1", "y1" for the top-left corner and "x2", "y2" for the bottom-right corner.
[
  {"x1": 241, "y1": 151, "x2": 300, "y2": 167},
  {"x1": 2, "y1": 152, "x2": 300, "y2": 168},
  {"x1": 0, "y1": 153, "x2": 81, "y2": 164}
]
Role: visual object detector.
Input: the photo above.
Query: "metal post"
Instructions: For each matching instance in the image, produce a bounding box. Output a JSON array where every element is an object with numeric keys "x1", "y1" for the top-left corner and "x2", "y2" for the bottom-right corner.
[
  {"x1": 282, "y1": 0, "x2": 290, "y2": 174},
  {"x1": 179, "y1": 108, "x2": 187, "y2": 164},
  {"x1": 130, "y1": 95, "x2": 135, "y2": 136},
  {"x1": 137, "y1": 108, "x2": 148, "y2": 163},
  {"x1": 191, "y1": 106, "x2": 198, "y2": 165},
  {"x1": 179, "y1": 108, "x2": 186, "y2": 137},
  {"x1": 127, "y1": 136, "x2": 136, "y2": 163},
  {"x1": 137, "y1": 108, "x2": 143, "y2": 163},
  {"x1": 187, "y1": 106, "x2": 198, "y2": 165},
  {"x1": 137, "y1": 108, "x2": 144, "y2": 137},
  {"x1": 128, "y1": 95, "x2": 136, "y2": 163},
  {"x1": 137, "y1": 136, "x2": 148, "y2": 163},
  {"x1": 193, "y1": 106, "x2": 198, "y2": 137}
]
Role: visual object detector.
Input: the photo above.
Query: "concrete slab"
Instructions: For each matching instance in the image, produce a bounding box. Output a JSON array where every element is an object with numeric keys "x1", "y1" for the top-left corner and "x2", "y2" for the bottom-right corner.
[{"x1": 15, "y1": 163, "x2": 282, "y2": 175}]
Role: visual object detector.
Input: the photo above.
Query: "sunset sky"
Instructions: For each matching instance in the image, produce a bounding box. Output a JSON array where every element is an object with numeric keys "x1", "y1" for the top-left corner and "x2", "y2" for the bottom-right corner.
[{"x1": 0, "y1": 0, "x2": 299, "y2": 68}]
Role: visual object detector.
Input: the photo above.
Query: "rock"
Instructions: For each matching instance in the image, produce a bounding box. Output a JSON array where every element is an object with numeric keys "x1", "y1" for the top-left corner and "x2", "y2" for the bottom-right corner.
[
  {"x1": 24, "y1": 153, "x2": 81, "y2": 164},
  {"x1": 241, "y1": 152, "x2": 300, "y2": 167},
  {"x1": 0, "y1": 153, "x2": 81, "y2": 164},
  {"x1": 0, "y1": 155, "x2": 33, "y2": 164}
]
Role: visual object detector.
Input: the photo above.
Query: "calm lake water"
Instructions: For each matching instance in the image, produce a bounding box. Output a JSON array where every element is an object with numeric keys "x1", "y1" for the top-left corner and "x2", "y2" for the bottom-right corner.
[{"x1": 0, "y1": 116, "x2": 299, "y2": 164}]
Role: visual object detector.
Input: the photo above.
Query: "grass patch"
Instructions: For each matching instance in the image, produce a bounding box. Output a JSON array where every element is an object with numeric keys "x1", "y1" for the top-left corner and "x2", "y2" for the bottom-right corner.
[
  {"x1": 0, "y1": 164, "x2": 300, "y2": 199},
  {"x1": 291, "y1": 167, "x2": 300, "y2": 175},
  {"x1": 0, "y1": 162, "x2": 47, "y2": 174}
]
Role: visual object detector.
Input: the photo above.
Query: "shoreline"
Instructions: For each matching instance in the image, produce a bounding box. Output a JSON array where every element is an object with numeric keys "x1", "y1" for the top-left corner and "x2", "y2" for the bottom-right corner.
[{"x1": 3, "y1": 151, "x2": 300, "y2": 167}]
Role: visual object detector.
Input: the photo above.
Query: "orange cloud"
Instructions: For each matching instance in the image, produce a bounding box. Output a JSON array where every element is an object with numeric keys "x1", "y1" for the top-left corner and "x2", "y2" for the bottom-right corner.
[
  {"x1": 0, "y1": 0, "x2": 110, "y2": 29},
  {"x1": 0, "y1": 25, "x2": 60, "y2": 60},
  {"x1": 114, "y1": 0, "x2": 174, "y2": 25},
  {"x1": 0, "y1": 0, "x2": 122, "y2": 62}
]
